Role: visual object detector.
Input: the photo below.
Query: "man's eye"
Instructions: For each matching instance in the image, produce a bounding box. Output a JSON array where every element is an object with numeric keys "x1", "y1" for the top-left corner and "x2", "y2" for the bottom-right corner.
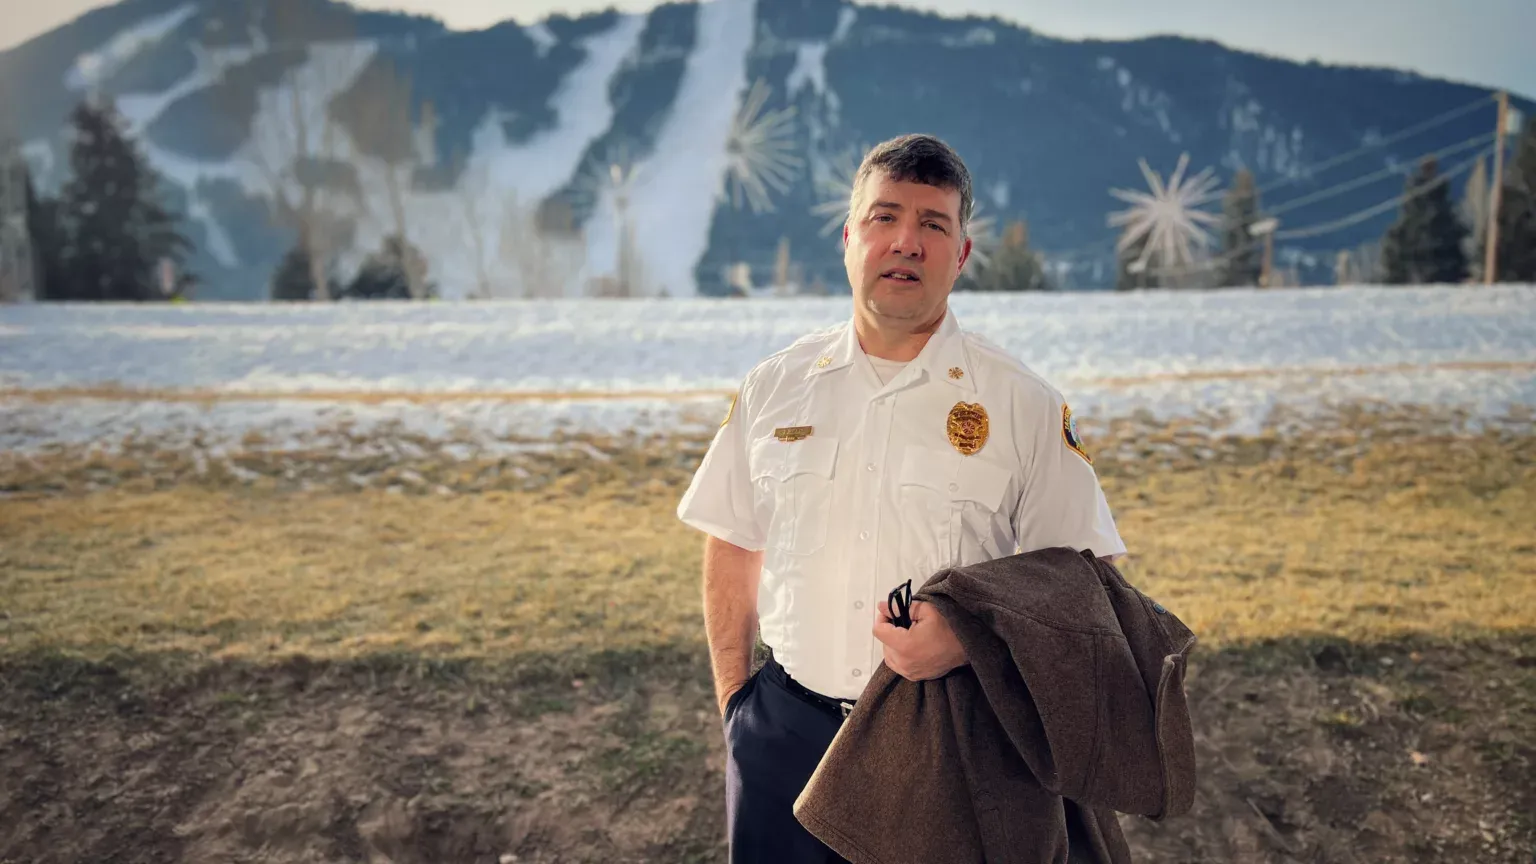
[{"x1": 926, "y1": 222, "x2": 947, "y2": 233}]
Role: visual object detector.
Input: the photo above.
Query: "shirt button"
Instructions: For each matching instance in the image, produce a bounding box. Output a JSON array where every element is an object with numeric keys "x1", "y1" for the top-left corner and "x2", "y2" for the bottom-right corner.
[
  {"x1": 854, "y1": 600, "x2": 864, "y2": 609},
  {"x1": 852, "y1": 668, "x2": 862, "y2": 677},
  {"x1": 859, "y1": 531, "x2": 870, "y2": 540},
  {"x1": 866, "y1": 463, "x2": 876, "y2": 472},
  {"x1": 948, "y1": 482, "x2": 959, "y2": 492}
]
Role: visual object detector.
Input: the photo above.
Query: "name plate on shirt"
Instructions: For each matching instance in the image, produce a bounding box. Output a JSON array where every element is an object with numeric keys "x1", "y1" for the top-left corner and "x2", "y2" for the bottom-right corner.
[{"x1": 774, "y1": 425, "x2": 813, "y2": 442}]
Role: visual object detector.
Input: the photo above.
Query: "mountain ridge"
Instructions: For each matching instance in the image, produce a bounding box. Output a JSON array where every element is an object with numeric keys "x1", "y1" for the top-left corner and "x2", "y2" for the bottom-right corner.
[{"x1": 2, "y1": 0, "x2": 1528, "y2": 299}]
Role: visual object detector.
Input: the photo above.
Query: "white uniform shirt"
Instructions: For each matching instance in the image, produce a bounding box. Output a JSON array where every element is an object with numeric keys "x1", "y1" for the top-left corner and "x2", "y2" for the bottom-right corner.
[{"x1": 677, "y1": 308, "x2": 1126, "y2": 700}]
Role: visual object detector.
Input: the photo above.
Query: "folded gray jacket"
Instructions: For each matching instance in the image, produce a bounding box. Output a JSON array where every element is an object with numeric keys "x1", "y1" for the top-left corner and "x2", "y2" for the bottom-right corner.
[{"x1": 793, "y1": 546, "x2": 1199, "y2": 864}]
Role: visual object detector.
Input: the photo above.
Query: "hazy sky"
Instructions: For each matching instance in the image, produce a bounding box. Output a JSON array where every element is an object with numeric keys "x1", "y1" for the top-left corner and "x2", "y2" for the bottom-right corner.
[{"x1": 3, "y1": 0, "x2": 1532, "y2": 98}]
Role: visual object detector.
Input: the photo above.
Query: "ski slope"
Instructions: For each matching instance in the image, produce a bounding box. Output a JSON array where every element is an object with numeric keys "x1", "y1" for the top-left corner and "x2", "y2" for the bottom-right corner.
[{"x1": 1, "y1": 285, "x2": 1533, "y2": 456}]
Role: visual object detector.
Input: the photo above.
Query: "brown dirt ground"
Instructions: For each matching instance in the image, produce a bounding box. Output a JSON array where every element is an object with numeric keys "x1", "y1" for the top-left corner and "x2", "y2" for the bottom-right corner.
[{"x1": 2, "y1": 406, "x2": 1533, "y2": 863}]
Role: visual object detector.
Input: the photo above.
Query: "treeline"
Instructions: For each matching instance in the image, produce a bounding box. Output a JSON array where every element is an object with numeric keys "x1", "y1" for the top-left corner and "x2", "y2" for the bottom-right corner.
[
  {"x1": 1118, "y1": 114, "x2": 1536, "y2": 291},
  {"x1": 5, "y1": 97, "x2": 436, "y2": 303}
]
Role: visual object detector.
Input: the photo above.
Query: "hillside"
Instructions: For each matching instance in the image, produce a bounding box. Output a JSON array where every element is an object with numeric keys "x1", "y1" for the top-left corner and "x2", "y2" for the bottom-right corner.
[{"x1": 1, "y1": 0, "x2": 1528, "y2": 299}]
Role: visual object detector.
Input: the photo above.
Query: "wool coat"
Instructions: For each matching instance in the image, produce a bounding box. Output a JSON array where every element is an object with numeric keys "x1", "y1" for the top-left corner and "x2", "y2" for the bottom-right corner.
[{"x1": 792, "y1": 546, "x2": 1199, "y2": 864}]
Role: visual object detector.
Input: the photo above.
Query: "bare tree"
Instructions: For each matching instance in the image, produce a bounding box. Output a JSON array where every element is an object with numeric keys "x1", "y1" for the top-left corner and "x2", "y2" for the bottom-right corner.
[
  {"x1": 337, "y1": 58, "x2": 430, "y2": 299},
  {"x1": 244, "y1": 0, "x2": 372, "y2": 300}
]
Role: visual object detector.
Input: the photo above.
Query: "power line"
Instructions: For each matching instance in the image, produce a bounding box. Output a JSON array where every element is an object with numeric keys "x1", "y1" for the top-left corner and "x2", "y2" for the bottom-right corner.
[
  {"x1": 1133, "y1": 143, "x2": 1493, "y2": 278},
  {"x1": 1266, "y1": 131, "x2": 1495, "y2": 218},
  {"x1": 1274, "y1": 144, "x2": 1492, "y2": 240},
  {"x1": 1256, "y1": 93, "x2": 1496, "y2": 195}
]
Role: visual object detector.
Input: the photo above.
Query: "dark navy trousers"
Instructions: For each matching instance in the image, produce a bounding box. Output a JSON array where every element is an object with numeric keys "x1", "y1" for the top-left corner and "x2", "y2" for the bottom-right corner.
[{"x1": 723, "y1": 656, "x2": 851, "y2": 864}]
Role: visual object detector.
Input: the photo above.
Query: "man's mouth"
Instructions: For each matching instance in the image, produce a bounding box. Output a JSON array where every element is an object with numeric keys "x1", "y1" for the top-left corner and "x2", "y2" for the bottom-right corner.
[{"x1": 880, "y1": 268, "x2": 920, "y2": 283}]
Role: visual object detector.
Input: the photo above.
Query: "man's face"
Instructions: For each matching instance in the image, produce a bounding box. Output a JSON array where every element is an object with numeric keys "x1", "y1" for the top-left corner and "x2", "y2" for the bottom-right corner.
[{"x1": 843, "y1": 168, "x2": 972, "y2": 329}]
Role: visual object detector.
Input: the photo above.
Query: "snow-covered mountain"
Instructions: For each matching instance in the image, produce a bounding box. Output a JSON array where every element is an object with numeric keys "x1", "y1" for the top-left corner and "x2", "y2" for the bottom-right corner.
[{"x1": 2, "y1": 0, "x2": 1527, "y2": 299}]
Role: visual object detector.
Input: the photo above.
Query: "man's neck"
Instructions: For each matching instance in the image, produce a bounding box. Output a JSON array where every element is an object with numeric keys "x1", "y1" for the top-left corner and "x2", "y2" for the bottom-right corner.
[{"x1": 854, "y1": 307, "x2": 946, "y2": 362}]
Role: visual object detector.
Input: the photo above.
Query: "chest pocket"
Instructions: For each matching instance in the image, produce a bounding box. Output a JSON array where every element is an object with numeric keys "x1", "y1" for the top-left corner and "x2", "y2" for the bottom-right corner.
[
  {"x1": 750, "y1": 435, "x2": 839, "y2": 556},
  {"x1": 897, "y1": 447, "x2": 1012, "y2": 566}
]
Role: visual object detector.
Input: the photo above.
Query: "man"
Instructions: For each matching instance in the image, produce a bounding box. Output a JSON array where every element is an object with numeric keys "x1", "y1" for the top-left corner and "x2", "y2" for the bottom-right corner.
[{"x1": 676, "y1": 134, "x2": 1126, "y2": 862}]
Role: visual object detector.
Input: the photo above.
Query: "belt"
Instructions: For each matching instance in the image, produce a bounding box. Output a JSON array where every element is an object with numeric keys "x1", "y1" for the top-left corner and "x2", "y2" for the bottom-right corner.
[{"x1": 770, "y1": 657, "x2": 857, "y2": 719}]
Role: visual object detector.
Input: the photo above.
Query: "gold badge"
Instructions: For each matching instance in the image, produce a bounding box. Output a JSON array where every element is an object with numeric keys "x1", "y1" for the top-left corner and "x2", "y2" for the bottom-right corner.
[
  {"x1": 948, "y1": 367, "x2": 965, "y2": 380},
  {"x1": 946, "y1": 402, "x2": 989, "y2": 455},
  {"x1": 774, "y1": 425, "x2": 813, "y2": 442},
  {"x1": 1062, "y1": 403, "x2": 1092, "y2": 464},
  {"x1": 720, "y1": 391, "x2": 737, "y2": 428},
  {"x1": 815, "y1": 356, "x2": 832, "y2": 368}
]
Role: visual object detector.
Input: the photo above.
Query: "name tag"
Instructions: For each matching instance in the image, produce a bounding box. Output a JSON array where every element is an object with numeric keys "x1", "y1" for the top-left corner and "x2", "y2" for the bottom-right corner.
[{"x1": 774, "y1": 425, "x2": 813, "y2": 442}]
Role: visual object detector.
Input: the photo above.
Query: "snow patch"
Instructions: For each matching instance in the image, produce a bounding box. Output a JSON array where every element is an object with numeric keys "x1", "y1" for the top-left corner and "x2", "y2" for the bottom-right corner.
[
  {"x1": 988, "y1": 180, "x2": 1009, "y2": 209},
  {"x1": 66, "y1": 4, "x2": 197, "y2": 92},
  {"x1": 525, "y1": 22, "x2": 557, "y2": 57},
  {"x1": 21, "y1": 141, "x2": 56, "y2": 189},
  {"x1": 2, "y1": 286, "x2": 1533, "y2": 451},
  {"x1": 579, "y1": 0, "x2": 758, "y2": 297},
  {"x1": 787, "y1": 41, "x2": 828, "y2": 99},
  {"x1": 832, "y1": 7, "x2": 857, "y2": 42},
  {"x1": 941, "y1": 27, "x2": 995, "y2": 47},
  {"x1": 1096, "y1": 56, "x2": 1116, "y2": 71}
]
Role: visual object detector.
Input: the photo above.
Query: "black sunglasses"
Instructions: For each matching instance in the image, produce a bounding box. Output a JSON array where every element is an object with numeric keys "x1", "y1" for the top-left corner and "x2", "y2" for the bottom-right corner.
[{"x1": 888, "y1": 579, "x2": 913, "y2": 629}]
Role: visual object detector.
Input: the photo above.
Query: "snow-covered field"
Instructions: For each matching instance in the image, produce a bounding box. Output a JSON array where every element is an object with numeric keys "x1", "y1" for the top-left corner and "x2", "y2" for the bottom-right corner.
[{"x1": 2, "y1": 285, "x2": 1533, "y2": 456}]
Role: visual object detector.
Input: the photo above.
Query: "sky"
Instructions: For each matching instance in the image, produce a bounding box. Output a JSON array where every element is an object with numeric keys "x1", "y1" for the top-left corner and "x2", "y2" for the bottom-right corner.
[{"x1": 2, "y1": 0, "x2": 1532, "y2": 99}]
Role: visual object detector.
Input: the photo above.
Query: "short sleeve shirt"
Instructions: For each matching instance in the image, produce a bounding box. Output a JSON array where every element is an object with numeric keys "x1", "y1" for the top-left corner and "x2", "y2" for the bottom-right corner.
[{"x1": 676, "y1": 308, "x2": 1125, "y2": 700}]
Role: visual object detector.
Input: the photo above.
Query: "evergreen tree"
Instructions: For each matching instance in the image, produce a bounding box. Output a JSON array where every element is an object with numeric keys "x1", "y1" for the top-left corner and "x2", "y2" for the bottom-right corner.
[
  {"x1": 1218, "y1": 169, "x2": 1264, "y2": 287},
  {"x1": 341, "y1": 234, "x2": 436, "y2": 300},
  {"x1": 1492, "y1": 115, "x2": 1536, "y2": 282},
  {"x1": 57, "y1": 99, "x2": 194, "y2": 301},
  {"x1": 1381, "y1": 157, "x2": 1468, "y2": 285},
  {"x1": 958, "y1": 220, "x2": 1051, "y2": 292}
]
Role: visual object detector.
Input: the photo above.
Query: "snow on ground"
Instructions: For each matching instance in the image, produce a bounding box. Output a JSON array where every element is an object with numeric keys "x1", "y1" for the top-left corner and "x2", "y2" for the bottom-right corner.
[{"x1": 1, "y1": 285, "x2": 1533, "y2": 455}]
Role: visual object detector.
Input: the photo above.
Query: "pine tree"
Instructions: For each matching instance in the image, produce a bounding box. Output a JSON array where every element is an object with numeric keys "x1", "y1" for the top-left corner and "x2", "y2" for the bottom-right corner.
[
  {"x1": 1492, "y1": 115, "x2": 1536, "y2": 282},
  {"x1": 57, "y1": 99, "x2": 194, "y2": 301},
  {"x1": 959, "y1": 220, "x2": 1051, "y2": 292},
  {"x1": 1381, "y1": 157, "x2": 1468, "y2": 285},
  {"x1": 1218, "y1": 169, "x2": 1264, "y2": 287}
]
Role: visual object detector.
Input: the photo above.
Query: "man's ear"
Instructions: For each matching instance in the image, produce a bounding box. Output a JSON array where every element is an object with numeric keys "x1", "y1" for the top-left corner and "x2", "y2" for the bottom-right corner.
[
  {"x1": 842, "y1": 221, "x2": 850, "y2": 249},
  {"x1": 957, "y1": 235, "x2": 973, "y2": 272}
]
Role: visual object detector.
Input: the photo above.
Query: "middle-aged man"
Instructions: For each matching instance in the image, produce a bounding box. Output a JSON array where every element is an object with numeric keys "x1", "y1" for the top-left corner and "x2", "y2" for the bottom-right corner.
[{"x1": 676, "y1": 133, "x2": 1126, "y2": 862}]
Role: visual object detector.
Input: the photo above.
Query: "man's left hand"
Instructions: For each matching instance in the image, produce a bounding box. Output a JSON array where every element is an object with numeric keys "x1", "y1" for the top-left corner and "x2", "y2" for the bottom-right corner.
[{"x1": 873, "y1": 599, "x2": 968, "y2": 681}]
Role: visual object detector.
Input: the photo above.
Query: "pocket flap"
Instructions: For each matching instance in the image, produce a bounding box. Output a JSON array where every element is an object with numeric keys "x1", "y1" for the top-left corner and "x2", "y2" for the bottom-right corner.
[
  {"x1": 750, "y1": 435, "x2": 839, "y2": 482},
  {"x1": 899, "y1": 447, "x2": 1010, "y2": 511}
]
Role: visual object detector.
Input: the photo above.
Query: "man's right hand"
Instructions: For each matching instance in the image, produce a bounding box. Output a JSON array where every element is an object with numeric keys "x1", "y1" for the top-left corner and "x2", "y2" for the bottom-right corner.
[{"x1": 718, "y1": 681, "x2": 746, "y2": 717}]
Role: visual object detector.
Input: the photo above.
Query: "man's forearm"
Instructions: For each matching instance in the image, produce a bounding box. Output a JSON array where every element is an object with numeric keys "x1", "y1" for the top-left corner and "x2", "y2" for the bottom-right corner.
[{"x1": 701, "y1": 535, "x2": 763, "y2": 713}]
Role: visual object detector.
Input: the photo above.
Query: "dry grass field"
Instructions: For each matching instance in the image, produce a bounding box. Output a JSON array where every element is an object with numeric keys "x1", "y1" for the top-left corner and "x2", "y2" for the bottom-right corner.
[{"x1": 2, "y1": 405, "x2": 1534, "y2": 863}]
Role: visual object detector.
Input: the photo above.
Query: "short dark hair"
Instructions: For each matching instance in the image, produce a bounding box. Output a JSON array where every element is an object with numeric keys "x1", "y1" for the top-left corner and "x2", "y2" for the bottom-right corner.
[{"x1": 849, "y1": 134, "x2": 974, "y2": 235}]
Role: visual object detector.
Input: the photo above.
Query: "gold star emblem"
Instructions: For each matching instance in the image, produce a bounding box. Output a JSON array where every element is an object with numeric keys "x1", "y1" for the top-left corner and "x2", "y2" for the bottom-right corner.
[
  {"x1": 948, "y1": 367, "x2": 965, "y2": 380},
  {"x1": 815, "y1": 356, "x2": 832, "y2": 368}
]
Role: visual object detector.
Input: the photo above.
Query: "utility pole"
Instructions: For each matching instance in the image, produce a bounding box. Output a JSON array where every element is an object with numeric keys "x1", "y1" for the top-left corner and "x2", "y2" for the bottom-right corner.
[{"x1": 1484, "y1": 90, "x2": 1509, "y2": 285}]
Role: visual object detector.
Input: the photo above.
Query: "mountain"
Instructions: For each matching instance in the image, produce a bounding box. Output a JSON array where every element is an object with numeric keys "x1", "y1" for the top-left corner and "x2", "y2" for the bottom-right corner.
[{"x1": 2, "y1": 0, "x2": 1528, "y2": 299}]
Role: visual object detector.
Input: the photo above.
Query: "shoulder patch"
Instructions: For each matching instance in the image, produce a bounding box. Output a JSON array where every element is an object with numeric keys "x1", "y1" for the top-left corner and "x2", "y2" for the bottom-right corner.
[{"x1": 1062, "y1": 403, "x2": 1092, "y2": 464}]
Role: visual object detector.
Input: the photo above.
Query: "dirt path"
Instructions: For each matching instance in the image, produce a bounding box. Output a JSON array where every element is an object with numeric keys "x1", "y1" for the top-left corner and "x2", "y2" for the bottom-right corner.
[{"x1": 2, "y1": 634, "x2": 1532, "y2": 864}]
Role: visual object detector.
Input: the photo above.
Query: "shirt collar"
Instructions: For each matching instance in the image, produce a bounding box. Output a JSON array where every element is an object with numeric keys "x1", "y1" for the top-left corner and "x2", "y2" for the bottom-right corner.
[{"x1": 804, "y1": 306, "x2": 976, "y2": 393}]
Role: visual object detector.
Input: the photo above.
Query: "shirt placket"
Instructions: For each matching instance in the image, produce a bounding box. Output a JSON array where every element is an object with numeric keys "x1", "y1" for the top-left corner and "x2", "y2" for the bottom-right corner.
[{"x1": 844, "y1": 380, "x2": 896, "y2": 688}]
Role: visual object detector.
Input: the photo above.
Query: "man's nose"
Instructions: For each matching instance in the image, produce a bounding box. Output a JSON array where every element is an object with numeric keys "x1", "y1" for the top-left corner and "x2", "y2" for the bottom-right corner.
[{"x1": 891, "y1": 221, "x2": 922, "y2": 258}]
